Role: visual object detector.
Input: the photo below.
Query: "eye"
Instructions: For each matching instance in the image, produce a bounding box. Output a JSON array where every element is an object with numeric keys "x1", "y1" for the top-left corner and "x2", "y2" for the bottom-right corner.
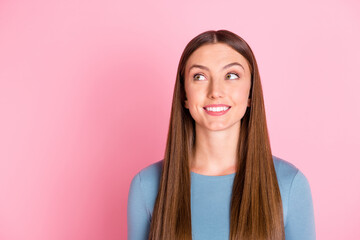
[
  {"x1": 225, "y1": 72, "x2": 240, "y2": 80},
  {"x1": 193, "y1": 73, "x2": 206, "y2": 81}
]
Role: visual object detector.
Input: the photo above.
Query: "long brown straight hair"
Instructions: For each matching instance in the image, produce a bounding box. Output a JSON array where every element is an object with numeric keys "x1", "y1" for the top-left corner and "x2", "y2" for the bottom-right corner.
[{"x1": 148, "y1": 30, "x2": 285, "y2": 240}]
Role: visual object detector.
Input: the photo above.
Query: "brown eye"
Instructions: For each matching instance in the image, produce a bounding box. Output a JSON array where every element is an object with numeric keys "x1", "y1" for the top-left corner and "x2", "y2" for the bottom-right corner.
[
  {"x1": 226, "y1": 72, "x2": 240, "y2": 80},
  {"x1": 193, "y1": 73, "x2": 206, "y2": 81}
]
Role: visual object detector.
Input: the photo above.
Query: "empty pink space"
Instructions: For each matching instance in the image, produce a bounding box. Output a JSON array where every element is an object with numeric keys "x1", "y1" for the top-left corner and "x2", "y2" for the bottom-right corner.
[{"x1": 0, "y1": 0, "x2": 359, "y2": 239}]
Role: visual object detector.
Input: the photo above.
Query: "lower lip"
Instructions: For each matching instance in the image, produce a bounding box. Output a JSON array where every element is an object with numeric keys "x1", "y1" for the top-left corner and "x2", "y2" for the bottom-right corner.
[{"x1": 203, "y1": 107, "x2": 231, "y2": 116}]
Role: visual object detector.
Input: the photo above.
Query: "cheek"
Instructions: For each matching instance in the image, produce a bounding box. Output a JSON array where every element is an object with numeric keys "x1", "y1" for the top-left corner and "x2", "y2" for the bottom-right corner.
[
  {"x1": 233, "y1": 81, "x2": 251, "y2": 100},
  {"x1": 186, "y1": 88, "x2": 201, "y2": 104},
  {"x1": 232, "y1": 88, "x2": 250, "y2": 103}
]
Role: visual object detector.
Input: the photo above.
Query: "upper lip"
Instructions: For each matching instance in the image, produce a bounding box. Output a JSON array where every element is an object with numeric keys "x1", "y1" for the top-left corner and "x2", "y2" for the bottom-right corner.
[{"x1": 203, "y1": 104, "x2": 231, "y2": 108}]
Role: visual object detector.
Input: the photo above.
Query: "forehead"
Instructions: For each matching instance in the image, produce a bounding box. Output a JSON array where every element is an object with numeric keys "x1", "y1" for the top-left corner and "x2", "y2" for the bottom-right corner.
[{"x1": 185, "y1": 43, "x2": 250, "y2": 73}]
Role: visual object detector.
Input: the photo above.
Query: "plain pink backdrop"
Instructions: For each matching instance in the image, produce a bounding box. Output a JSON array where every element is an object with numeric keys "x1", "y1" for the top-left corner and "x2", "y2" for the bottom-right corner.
[{"x1": 0, "y1": 0, "x2": 359, "y2": 239}]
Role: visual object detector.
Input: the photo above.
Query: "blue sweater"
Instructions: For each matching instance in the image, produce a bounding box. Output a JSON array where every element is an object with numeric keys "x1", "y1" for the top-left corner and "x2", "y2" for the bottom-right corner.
[{"x1": 127, "y1": 155, "x2": 316, "y2": 240}]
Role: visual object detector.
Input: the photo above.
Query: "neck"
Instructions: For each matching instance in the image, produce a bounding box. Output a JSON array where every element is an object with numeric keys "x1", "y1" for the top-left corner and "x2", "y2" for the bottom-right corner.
[{"x1": 189, "y1": 121, "x2": 240, "y2": 175}]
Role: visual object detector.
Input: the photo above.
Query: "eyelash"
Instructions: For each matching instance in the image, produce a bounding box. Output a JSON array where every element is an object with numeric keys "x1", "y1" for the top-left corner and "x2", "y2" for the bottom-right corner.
[{"x1": 193, "y1": 72, "x2": 240, "y2": 80}]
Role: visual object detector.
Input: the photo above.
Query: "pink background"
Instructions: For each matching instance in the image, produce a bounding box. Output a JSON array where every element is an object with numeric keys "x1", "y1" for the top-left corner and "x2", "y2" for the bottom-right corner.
[{"x1": 0, "y1": 0, "x2": 359, "y2": 239}]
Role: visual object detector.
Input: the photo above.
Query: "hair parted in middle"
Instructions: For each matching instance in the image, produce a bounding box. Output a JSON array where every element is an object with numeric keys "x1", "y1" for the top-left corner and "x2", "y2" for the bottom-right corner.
[{"x1": 148, "y1": 29, "x2": 285, "y2": 240}]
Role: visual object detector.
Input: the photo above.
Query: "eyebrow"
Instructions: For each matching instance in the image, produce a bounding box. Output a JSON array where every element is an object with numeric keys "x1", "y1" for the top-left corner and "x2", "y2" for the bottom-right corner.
[{"x1": 188, "y1": 62, "x2": 245, "y2": 74}]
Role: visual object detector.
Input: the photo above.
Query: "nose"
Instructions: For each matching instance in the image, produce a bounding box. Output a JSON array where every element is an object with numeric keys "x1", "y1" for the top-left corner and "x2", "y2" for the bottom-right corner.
[{"x1": 207, "y1": 78, "x2": 224, "y2": 99}]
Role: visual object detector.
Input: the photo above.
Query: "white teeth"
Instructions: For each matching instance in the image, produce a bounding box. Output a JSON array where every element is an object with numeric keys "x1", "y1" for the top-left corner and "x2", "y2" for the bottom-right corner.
[{"x1": 205, "y1": 106, "x2": 229, "y2": 112}]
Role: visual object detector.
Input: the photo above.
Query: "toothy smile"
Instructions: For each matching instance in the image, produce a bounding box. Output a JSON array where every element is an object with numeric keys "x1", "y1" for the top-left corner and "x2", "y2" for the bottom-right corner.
[
  {"x1": 204, "y1": 106, "x2": 230, "y2": 112},
  {"x1": 202, "y1": 104, "x2": 231, "y2": 116}
]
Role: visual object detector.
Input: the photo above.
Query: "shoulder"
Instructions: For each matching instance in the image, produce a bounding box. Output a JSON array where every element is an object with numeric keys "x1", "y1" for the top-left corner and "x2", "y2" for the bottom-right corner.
[
  {"x1": 134, "y1": 156, "x2": 308, "y2": 196},
  {"x1": 272, "y1": 154, "x2": 310, "y2": 191},
  {"x1": 134, "y1": 156, "x2": 309, "y2": 192},
  {"x1": 136, "y1": 159, "x2": 163, "y2": 188},
  {"x1": 272, "y1": 155, "x2": 299, "y2": 182},
  {"x1": 129, "y1": 159, "x2": 164, "y2": 216},
  {"x1": 130, "y1": 156, "x2": 312, "y2": 221},
  {"x1": 272, "y1": 156, "x2": 315, "y2": 237},
  {"x1": 127, "y1": 161, "x2": 163, "y2": 238},
  {"x1": 272, "y1": 155, "x2": 313, "y2": 226}
]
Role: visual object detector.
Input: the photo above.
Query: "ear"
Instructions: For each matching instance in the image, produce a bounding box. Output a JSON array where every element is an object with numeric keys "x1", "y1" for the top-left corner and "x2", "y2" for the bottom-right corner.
[{"x1": 247, "y1": 98, "x2": 251, "y2": 107}]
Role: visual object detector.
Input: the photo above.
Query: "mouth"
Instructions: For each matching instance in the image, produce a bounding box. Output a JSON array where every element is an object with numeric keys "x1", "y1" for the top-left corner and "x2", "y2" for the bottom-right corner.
[
  {"x1": 203, "y1": 106, "x2": 231, "y2": 111},
  {"x1": 203, "y1": 104, "x2": 231, "y2": 108},
  {"x1": 203, "y1": 106, "x2": 231, "y2": 116}
]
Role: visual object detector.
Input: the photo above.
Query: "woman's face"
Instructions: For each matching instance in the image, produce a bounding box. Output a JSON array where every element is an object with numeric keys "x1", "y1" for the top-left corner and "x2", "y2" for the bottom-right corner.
[{"x1": 184, "y1": 42, "x2": 252, "y2": 131}]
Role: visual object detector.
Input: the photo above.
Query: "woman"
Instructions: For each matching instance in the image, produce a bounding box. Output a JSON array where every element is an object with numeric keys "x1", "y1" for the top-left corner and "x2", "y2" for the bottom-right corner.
[{"x1": 127, "y1": 30, "x2": 315, "y2": 240}]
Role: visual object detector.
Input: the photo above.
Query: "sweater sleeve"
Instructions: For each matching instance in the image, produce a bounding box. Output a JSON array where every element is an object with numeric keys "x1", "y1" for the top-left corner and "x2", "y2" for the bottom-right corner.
[
  {"x1": 285, "y1": 170, "x2": 316, "y2": 240},
  {"x1": 127, "y1": 172, "x2": 151, "y2": 240}
]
